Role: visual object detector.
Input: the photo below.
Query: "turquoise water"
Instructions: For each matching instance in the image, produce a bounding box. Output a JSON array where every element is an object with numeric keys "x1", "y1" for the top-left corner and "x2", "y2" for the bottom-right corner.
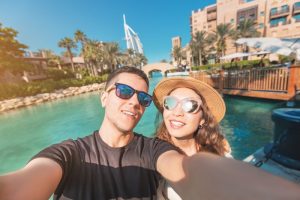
[{"x1": 0, "y1": 76, "x2": 285, "y2": 174}]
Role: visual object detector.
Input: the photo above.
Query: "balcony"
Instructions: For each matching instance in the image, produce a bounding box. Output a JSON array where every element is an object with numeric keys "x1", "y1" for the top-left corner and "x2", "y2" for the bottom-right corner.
[
  {"x1": 207, "y1": 13, "x2": 217, "y2": 21},
  {"x1": 270, "y1": 7, "x2": 290, "y2": 19},
  {"x1": 237, "y1": 6, "x2": 258, "y2": 23},
  {"x1": 269, "y1": 20, "x2": 291, "y2": 28},
  {"x1": 207, "y1": 5, "x2": 217, "y2": 13},
  {"x1": 293, "y1": 4, "x2": 300, "y2": 15},
  {"x1": 270, "y1": 23, "x2": 279, "y2": 28}
]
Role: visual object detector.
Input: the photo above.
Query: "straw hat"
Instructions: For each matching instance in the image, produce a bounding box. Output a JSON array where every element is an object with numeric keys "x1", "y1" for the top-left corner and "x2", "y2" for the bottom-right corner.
[{"x1": 153, "y1": 77, "x2": 226, "y2": 122}]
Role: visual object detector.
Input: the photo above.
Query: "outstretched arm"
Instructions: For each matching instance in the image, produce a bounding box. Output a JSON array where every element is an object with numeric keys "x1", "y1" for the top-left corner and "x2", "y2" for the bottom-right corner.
[
  {"x1": 0, "y1": 158, "x2": 62, "y2": 200},
  {"x1": 157, "y1": 151, "x2": 300, "y2": 200}
]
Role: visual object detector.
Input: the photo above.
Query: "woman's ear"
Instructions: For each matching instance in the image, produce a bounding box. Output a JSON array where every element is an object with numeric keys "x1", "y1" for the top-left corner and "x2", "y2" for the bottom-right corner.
[
  {"x1": 100, "y1": 91, "x2": 107, "y2": 108},
  {"x1": 199, "y1": 119, "x2": 205, "y2": 127}
]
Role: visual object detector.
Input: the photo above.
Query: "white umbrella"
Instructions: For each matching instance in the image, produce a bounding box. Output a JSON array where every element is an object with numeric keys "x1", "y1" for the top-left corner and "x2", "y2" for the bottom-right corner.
[
  {"x1": 237, "y1": 37, "x2": 300, "y2": 56},
  {"x1": 236, "y1": 37, "x2": 300, "y2": 57},
  {"x1": 250, "y1": 51, "x2": 270, "y2": 56},
  {"x1": 220, "y1": 52, "x2": 251, "y2": 60}
]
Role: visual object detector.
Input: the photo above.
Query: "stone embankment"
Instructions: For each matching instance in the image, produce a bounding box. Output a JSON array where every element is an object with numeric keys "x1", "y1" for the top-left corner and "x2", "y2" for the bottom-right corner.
[{"x1": 0, "y1": 83, "x2": 105, "y2": 113}]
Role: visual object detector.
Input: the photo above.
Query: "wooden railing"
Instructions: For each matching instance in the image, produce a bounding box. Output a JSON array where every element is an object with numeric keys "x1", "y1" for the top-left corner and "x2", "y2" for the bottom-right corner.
[
  {"x1": 224, "y1": 67, "x2": 289, "y2": 91},
  {"x1": 190, "y1": 66, "x2": 300, "y2": 100}
]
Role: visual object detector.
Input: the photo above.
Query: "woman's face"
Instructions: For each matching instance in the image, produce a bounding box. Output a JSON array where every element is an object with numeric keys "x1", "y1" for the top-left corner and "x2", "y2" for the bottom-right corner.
[{"x1": 163, "y1": 87, "x2": 203, "y2": 140}]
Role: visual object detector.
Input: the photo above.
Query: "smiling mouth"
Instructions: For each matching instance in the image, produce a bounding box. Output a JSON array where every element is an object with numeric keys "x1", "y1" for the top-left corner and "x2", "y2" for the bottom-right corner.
[
  {"x1": 122, "y1": 110, "x2": 137, "y2": 118},
  {"x1": 170, "y1": 120, "x2": 185, "y2": 128}
]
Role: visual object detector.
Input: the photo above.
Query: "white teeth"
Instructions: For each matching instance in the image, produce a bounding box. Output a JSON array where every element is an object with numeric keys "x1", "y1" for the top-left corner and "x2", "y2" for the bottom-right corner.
[
  {"x1": 123, "y1": 110, "x2": 135, "y2": 116},
  {"x1": 170, "y1": 120, "x2": 184, "y2": 127}
]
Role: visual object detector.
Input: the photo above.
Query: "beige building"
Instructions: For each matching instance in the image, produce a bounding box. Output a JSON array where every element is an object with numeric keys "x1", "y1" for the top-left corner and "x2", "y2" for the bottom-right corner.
[
  {"x1": 172, "y1": 36, "x2": 182, "y2": 48},
  {"x1": 184, "y1": 0, "x2": 300, "y2": 63},
  {"x1": 171, "y1": 36, "x2": 191, "y2": 67}
]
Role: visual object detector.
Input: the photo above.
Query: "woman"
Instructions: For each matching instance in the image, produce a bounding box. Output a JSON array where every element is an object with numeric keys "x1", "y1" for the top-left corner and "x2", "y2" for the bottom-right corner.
[{"x1": 153, "y1": 76, "x2": 232, "y2": 199}]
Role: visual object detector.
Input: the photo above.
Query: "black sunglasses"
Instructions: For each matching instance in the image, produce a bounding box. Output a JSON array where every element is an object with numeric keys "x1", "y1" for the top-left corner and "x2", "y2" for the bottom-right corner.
[{"x1": 107, "y1": 83, "x2": 152, "y2": 107}]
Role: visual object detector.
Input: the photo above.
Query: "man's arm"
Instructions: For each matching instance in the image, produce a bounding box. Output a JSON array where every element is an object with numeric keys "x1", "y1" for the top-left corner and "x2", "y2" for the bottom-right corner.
[
  {"x1": 0, "y1": 158, "x2": 62, "y2": 200},
  {"x1": 157, "y1": 151, "x2": 300, "y2": 200}
]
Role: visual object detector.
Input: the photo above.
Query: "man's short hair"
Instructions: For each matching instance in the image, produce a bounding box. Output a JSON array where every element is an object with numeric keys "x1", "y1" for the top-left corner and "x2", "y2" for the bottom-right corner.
[{"x1": 105, "y1": 66, "x2": 149, "y2": 89}]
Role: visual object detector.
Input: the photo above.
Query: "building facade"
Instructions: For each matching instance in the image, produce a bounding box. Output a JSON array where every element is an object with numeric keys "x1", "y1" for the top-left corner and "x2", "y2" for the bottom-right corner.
[{"x1": 188, "y1": 0, "x2": 300, "y2": 59}]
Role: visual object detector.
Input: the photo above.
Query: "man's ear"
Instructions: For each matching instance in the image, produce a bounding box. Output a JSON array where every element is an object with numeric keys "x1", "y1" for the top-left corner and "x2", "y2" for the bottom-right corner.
[{"x1": 100, "y1": 91, "x2": 108, "y2": 108}]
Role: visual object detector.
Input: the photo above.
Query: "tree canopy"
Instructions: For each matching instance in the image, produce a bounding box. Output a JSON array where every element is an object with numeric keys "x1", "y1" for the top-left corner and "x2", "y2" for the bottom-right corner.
[{"x1": 0, "y1": 23, "x2": 29, "y2": 73}]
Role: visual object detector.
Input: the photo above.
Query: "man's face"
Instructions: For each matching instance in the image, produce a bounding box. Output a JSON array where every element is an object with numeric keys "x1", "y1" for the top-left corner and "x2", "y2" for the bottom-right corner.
[{"x1": 101, "y1": 73, "x2": 149, "y2": 134}]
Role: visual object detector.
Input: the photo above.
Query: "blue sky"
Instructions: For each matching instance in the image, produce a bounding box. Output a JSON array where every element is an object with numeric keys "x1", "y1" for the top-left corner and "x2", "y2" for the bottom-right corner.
[{"x1": 0, "y1": 0, "x2": 215, "y2": 63}]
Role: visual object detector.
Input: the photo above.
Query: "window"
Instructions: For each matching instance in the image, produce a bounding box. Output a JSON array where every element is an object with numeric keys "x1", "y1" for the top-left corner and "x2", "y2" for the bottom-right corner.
[
  {"x1": 270, "y1": 17, "x2": 287, "y2": 27},
  {"x1": 281, "y1": 5, "x2": 289, "y2": 12},
  {"x1": 259, "y1": 23, "x2": 264, "y2": 29},
  {"x1": 270, "y1": 8, "x2": 277, "y2": 15},
  {"x1": 295, "y1": 2, "x2": 300, "y2": 10},
  {"x1": 260, "y1": 11, "x2": 265, "y2": 16},
  {"x1": 249, "y1": 13, "x2": 255, "y2": 19},
  {"x1": 294, "y1": 14, "x2": 300, "y2": 22}
]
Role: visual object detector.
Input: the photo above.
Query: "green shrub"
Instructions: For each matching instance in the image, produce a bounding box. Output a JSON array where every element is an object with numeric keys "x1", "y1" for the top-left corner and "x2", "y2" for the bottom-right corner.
[
  {"x1": 0, "y1": 73, "x2": 110, "y2": 101},
  {"x1": 192, "y1": 59, "x2": 270, "y2": 71},
  {"x1": 44, "y1": 68, "x2": 75, "y2": 80}
]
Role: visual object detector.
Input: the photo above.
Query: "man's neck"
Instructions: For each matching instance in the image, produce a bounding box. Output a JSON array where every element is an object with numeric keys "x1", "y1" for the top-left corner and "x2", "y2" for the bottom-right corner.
[{"x1": 98, "y1": 119, "x2": 134, "y2": 148}]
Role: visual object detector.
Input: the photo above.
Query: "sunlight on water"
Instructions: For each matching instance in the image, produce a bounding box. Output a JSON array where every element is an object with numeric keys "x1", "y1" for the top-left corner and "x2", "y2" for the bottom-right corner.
[{"x1": 0, "y1": 74, "x2": 285, "y2": 173}]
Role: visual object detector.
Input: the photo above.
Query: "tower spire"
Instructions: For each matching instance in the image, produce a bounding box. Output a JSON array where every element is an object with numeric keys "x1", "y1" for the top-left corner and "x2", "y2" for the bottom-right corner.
[{"x1": 123, "y1": 14, "x2": 144, "y2": 54}]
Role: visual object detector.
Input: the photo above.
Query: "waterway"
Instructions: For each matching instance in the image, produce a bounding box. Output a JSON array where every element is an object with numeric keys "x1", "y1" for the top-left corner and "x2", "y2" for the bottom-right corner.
[{"x1": 0, "y1": 76, "x2": 286, "y2": 174}]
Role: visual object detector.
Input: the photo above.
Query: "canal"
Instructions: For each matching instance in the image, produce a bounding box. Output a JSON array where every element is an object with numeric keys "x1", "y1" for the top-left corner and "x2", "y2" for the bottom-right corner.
[{"x1": 0, "y1": 76, "x2": 286, "y2": 174}]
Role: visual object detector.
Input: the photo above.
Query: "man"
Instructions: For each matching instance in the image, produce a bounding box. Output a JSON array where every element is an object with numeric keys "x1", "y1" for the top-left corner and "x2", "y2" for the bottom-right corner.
[{"x1": 0, "y1": 66, "x2": 299, "y2": 200}]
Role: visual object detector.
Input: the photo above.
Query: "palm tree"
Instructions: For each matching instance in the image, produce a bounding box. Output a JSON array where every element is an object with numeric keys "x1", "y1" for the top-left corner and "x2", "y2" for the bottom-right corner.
[
  {"x1": 126, "y1": 48, "x2": 135, "y2": 66},
  {"x1": 214, "y1": 23, "x2": 233, "y2": 60},
  {"x1": 172, "y1": 46, "x2": 183, "y2": 67},
  {"x1": 233, "y1": 19, "x2": 261, "y2": 52},
  {"x1": 189, "y1": 40, "x2": 198, "y2": 66},
  {"x1": 58, "y1": 37, "x2": 77, "y2": 72},
  {"x1": 103, "y1": 42, "x2": 120, "y2": 71},
  {"x1": 74, "y1": 30, "x2": 87, "y2": 55},
  {"x1": 134, "y1": 53, "x2": 147, "y2": 69},
  {"x1": 74, "y1": 30, "x2": 91, "y2": 74},
  {"x1": 193, "y1": 31, "x2": 207, "y2": 66},
  {"x1": 82, "y1": 40, "x2": 103, "y2": 76}
]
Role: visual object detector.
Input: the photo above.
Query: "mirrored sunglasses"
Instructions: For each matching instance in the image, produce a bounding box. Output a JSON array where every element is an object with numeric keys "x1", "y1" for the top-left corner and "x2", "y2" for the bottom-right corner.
[
  {"x1": 163, "y1": 96, "x2": 202, "y2": 113},
  {"x1": 107, "y1": 83, "x2": 152, "y2": 107}
]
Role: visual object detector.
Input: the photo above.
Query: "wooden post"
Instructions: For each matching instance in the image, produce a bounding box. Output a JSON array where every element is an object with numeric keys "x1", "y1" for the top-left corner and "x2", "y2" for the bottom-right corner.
[
  {"x1": 219, "y1": 69, "x2": 224, "y2": 95},
  {"x1": 287, "y1": 66, "x2": 296, "y2": 98}
]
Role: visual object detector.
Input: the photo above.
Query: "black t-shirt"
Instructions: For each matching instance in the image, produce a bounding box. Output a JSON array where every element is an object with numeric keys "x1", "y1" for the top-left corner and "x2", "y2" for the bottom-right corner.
[{"x1": 32, "y1": 131, "x2": 178, "y2": 200}]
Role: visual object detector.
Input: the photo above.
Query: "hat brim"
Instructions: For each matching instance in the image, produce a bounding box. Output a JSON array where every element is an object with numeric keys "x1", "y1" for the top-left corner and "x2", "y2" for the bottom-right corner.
[{"x1": 153, "y1": 77, "x2": 226, "y2": 122}]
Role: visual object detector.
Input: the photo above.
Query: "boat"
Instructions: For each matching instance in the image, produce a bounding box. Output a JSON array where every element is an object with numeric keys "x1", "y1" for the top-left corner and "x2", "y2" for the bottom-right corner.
[
  {"x1": 244, "y1": 108, "x2": 300, "y2": 185},
  {"x1": 166, "y1": 71, "x2": 189, "y2": 77}
]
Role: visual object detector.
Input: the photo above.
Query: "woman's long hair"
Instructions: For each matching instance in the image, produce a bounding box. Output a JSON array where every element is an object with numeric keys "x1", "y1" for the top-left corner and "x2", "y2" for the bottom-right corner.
[{"x1": 156, "y1": 89, "x2": 228, "y2": 156}]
